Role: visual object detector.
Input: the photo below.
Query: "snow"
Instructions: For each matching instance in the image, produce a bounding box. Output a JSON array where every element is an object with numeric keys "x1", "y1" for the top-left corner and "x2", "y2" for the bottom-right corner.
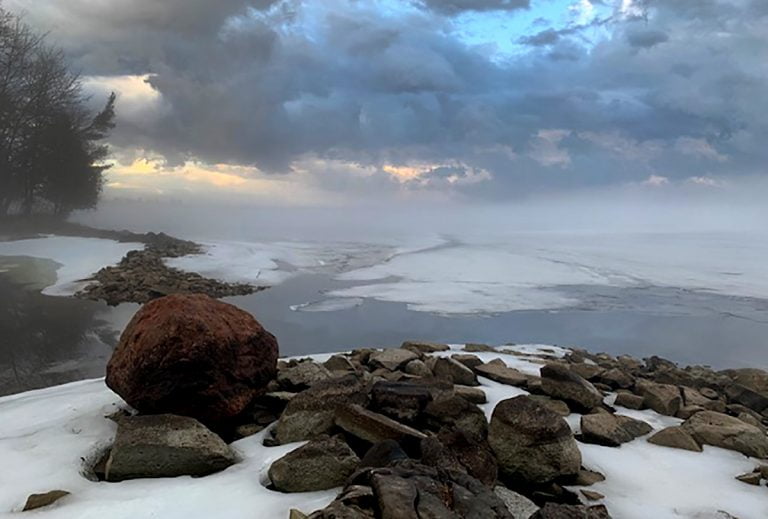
[
  {"x1": 328, "y1": 231, "x2": 768, "y2": 315},
  {"x1": 1, "y1": 344, "x2": 766, "y2": 518},
  {"x1": 0, "y1": 236, "x2": 142, "y2": 296}
]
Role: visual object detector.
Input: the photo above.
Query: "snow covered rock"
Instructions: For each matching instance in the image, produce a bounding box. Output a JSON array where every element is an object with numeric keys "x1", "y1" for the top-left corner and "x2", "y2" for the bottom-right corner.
[
  {"x1": 268, "y1": 436, "x2": 360, "y2": 493},
  {"x1": 579, "y1": 414, "x2": 652, "y2": 447},
  {"x1": 681, "y1": 411, "x2": 768, "y2": 458},
  {"x1": 274, "y1": 374, "x2": 368, "y2": 444},
  {"x1": 540, "y1": 364, "x2": 603, "y2": 412},
  {"x1": 488, "y1": 395, "x2": 581, "y2": 484},
  {"x1": 105, "y1": 414, "x2": 236, "y2": 482},
  {"x1": 105, "y1": 294, "x2": 279, "y2": 426}
]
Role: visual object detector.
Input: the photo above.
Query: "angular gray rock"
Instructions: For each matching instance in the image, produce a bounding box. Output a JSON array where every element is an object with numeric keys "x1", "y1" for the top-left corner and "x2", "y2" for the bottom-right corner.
[
  {"x1": 540, "y1": 364, "x2": 604, "y2": 412},
  {"x1": 580, "y1": 414, "x2": 652, "y2": 447},
  {"x1": 494, "y1": 486, "x2": 540, "y2": 519},
  {"x1": 456, "y1": 385, "x2": 488, "y2": 404},
  {"x1": 370, "y1": 381, "x2": 432, "y2": 423},
  {"x1": 369, "y1": 349, "x2": 419, "y2": 371},
  {"x1": 431, "y1": 356, "x2": 479, "y2": 386},
  {"x1": 597, "y1": 368, "x2": 633, "y2": 389},
  {"x1": 489, "y1": 396, "x2": 581, "y2": 484},
  {"x1": 425, "y1": 394, "x2": 488, "y2": 442},
  {"x1": 681, "y1": 411, "x2": 768, "y2": 458},
  {"x1": 452, "y1": 353, "x2": 484, "y2": 370},
  {"x1": 335, "y1": 404, "x2": 427, "y2": 445},
  {"x1": 275, "y1": 375, "x2": 368, "y2": 444},
  {"x1": 268, "y1": 436, "x2": 360, "y2": 492},
  {"x1": 105, "y1": 414, "x2": 236, "y2": 482},
  {"x1": 403, "y1": 359, "x2": 432, "y2": 377},
  {"x1": 475, "y1": 359, "x2": 528, "y2": 387},
  {"x1": 531, "y1": 503, "x2": 612, "y2": 518},
  {"x1": 614, "y1": 392, "x2": 644, "y2": 410},
  {"x1": 401, "y1": 340, "x2": 449, "y2": 353},
  {"x1": 277, "y1": 361, "x2": 333, "y2": 391}
]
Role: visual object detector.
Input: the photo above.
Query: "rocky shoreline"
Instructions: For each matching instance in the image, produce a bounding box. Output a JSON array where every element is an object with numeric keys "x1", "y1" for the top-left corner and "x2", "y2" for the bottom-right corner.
[
  {"x1": 14, "y1": 293, "x2": 767, "y2": 517},
  {"x1": 0, "y1": 218, "x2": 265, "y2": 305}
]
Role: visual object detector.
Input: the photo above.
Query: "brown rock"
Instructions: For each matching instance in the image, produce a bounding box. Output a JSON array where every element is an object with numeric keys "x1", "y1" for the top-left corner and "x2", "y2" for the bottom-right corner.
[
  {"x1": 569, "y1": 364, "x2": 605, "y2": 381},
  {"x1": 580, "y1": 490, "x2": 605, "y2": 501},
  {"x1": 475, "y1": 359, "x2": 528, "y2": 387},
  {"x1": 22, "y1": 491, "x2": 70, "y2": 511},
  {"x1": 431, "y1": 357, "x2": 479, "y2": 386},
  {"x1": 456, "y1": 385, "x2": 488, "y2": 404},
  {"x1": 106, "y1": 294, "x2": 278, "y2": 425},
  {"x1": 369, "y1": 349, "x2": 419, "y2": 371},
  {"x1": 682, "y1": 411, "x2": 768, "y2": 458},
  {"x1": 647, "y1": 426, "x2": 702, "y2": 452},
  {"x1": 676, "y1": 404, "x2": 705, "y2": 420},
  {"x1": 580, "y1": 414, "x2": 652, "y2": 447},
  {"x1": 614, "y1": 392, "x2": 644, "y2": 410},
  {"x1": 735, "y1": 472, "x2": 762, "y2": 485},
  {"x1": 401, "y1": 340, "x2": 449, "y2": 353},
  {"x1": 452, "y1": 354, "x2": 484, "y2": 370},
  {"x1": 541, "y1": 364, "x2": 604, "y2": 412},
  {"x1": 634, "y1": 380, "x2": 681, "y2": 417},
  {"x1": 335, "y1": 404, "x2": 428, "y2": 445}
]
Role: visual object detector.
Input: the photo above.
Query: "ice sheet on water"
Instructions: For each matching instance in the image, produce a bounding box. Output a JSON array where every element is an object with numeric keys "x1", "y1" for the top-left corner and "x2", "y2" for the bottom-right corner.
[{"x1": 0, "y1": 236, "x2": 142, "y2": 296}]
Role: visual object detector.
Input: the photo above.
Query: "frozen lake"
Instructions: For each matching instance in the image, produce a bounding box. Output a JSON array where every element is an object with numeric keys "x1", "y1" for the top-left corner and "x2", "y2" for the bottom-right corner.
[{"x1": 1, "y1": 231, "x2": 767, "y2": 394}]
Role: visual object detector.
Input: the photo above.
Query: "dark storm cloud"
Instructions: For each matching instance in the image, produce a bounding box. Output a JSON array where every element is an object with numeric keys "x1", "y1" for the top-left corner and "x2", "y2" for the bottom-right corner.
[{"x1": 6, "y1": 0, "x2": 768, "y2": 197}]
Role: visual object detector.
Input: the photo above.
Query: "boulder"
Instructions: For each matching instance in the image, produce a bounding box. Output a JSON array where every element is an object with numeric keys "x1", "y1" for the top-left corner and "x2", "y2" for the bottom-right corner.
[
  {"x1": 370, "y1": 381, "x2": 432, "y2": 424},
  {"x1": 579, "y1": 414, "x2": 652, "y2": 447},
  {"x1": 725, "y1": 383, "x2": 768, "y2": 414},
  {"x1": 431, "y1": 357, "x2": 479, "y2": 386},
  {"x1": 647, "y1": 426, "x2": 702, "y2": 452},
  {"x1": 323, "y1": 355, "x2": 356, "y2": 372},
  {"x1": 401, "y1": 340, "x2": 449, "y2": 353},
  {"x1": 268, "y1": 436, "x2": 360, "y2": 492},
  {"x1": 613, "y1": 392, "x2": 644, "y2": 410},
  {"x1": 464, "y1": 343, "x2": 496, "y2": 353},
  {"x1": 421, "y1": 429, "x2": 498, "y2": 486},
  {"x1": 456, "y1": 385, "x2": 488, "y2": 404},
  {"x1": 489, "y1": 396, "x2": 581, "y2": 484},
  {"x1": 403, "y1": 359, "x2": 432, "y2": 377},
  {"x1": 22, "y1": 491, "x2": 70, "y2": 511},
  {"x1": 452, "y1": 354, "x2": 484, "y2": 370},
  {"x1": 541, "y1": 364, "x2": 603, "y2": 412},
  {"x1": 425, "y1": 394, "x2": 488, "y2": 442},
  {"x1": 476, "y1": 360, "x2": 528, "y2": 387},
  {"x1": 105, "y1": 414, "x2": 236, "y2": 481},
  {"x1": 275, "y1": 375, "x2": 368, "y2": 444},
  {"x1": 369, "y1": 349, "x2": 419, "y2": 371},
  {"x1": 360, "y1": 440, "x2": 409, "y2": 469},
  {"x1": 106, "y1": 294, "x2": 278, "y2": 425},
  {"x1": 569, "y1": 364, "x2": 605, "y2": 381},
  {"x1": 634, "y1": 380, "x2": 681, "y2": 417},
  {"x1": 682, "y1": 411, "x2": 768, "y2": 458},
  {"x1": 529, "y1": 395, "x2": 571, "y2": 417},
  {"x1": 494, "y1": 486, "x2": 539, "y2": 519},
  {"x1": 721, "y1": 368, "x2": 768, "y2": 395},
  {"x1": 597, "y1": 369, "x2": 633, "y2": 389},
  {"x1": 277, "y1": 361, "x2": 332, "y2": 391},
  {"x1": 335, "y1": 405, "x2": 428, "y2": 446}
]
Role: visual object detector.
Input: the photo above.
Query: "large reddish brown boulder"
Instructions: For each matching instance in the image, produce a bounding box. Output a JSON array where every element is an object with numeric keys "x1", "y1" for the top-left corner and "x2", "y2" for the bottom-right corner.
[{"x1": 106, "y1": 294, "x2": 278, "y2": 425}]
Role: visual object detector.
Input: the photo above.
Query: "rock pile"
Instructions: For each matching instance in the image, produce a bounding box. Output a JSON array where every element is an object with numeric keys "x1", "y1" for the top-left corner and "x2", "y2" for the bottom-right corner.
[
  {"x1": 76, "y1": 232, "x2": 261, "y2": 305},
  {"x1": 28, "y1": 294, "x2": 768, "y2": 517}
]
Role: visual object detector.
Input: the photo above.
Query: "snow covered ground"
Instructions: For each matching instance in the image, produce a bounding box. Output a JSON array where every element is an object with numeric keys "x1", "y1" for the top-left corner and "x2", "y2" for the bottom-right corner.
[
  {"x1": 0, "y1": 236, "x2": 142, "y2": 296},
  {"x1": 0, "y1": 344, "x2": 765, "y2": 519}
]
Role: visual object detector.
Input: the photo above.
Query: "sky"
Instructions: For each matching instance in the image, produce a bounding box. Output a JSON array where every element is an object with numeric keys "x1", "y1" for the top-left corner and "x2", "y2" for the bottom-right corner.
[{"x1": 5, "y1": 0, "x2": 768, "y2": 206}]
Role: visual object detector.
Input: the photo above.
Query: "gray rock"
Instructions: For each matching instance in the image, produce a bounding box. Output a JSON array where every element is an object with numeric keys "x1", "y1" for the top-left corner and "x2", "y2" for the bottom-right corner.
[
  {"x1": 105, "y1": 414, "x2": 236, "y2": 482},
  {"x1": 425, "y1": 394, "x2": 488, "y2": 442},
  {"x1": 401, "y1": 340, "x2": 449, "y2": 353},
  {"x1": 569, "y1": 363, "x2": 605, "y2": 381},
  {"x1": 635, "y1": 380, "x2": 681, "y2": 417},
  {"x1": 369, "y1": 349, "x2": 420, "y2": 371},
  {"x1": 269, "y1": 436, "x2": 360, "y2": 492},
  {"x1": 452, "y1": 353, "x2": 484, "y2": 370},
  {"x1": 531, "y1": 503, "x2": 612, "y2": 518},
  {"x1": 682, "y1": 411, "x2": 768, "y2": 458},
  {"x1": 597, "y1": 369, "x2": 633, "y2": 389},
  {"x1": 494, "y1": 486, "x2": 539, "y2": 519},
  {"x1": 647, "y1": 426, "x2": 702, "y2": 452},
  {"x1": 432, "y1": 357, "x2": 479, "y2": 386},
  {"x1": 580, "y1": 414, "x2": 652, "y2": 447},
  {"x1": 529, "y1": 395, "x2": 571, "y2": 417},
  {"x1": 403, "y1": 359, "x2": 432, "y2": 377},
  {"x1": 476, "y1": 359, "x2": 528, "y2": 387},
  {"x1": 456, "y1": 385, "x2": 488, "y2": 404},
  {"x1": 574, "y1": 469, "x2": 605, "y2": 486},
  {"x1": 725, "y1": 383, "x2": 768, "y2": 414},
  {"x1": 335, "y1": 404, "x2": 427, "y2": 445},
  {"x1": 676, "y1": 405, "x2": 706, "y2": 420},
  {"x1": 614, "y1": 392, "x2": 644, "y2": 410},
  {"x1": 489, "y1": 396, "x2": 581, "y2": 484},
  {"x1": 541, "y1": 364, "x2": 604, "y2": 412},
  {"x1": 360, "y1": 440, "x2": 409, "y2": 469},
  {"x1": 22, "y1": 490, "x2": 70, "y2": 511},
  {"x1": 720, "y1": 368, "x2": 768, "y2": 395},
  {"x1": 464, "y1": 343, "x2": 497, "y2": 352},
  {"x1": 277, "y1": 361, "x2": 333, "y2": 391},
  {"x1": 324, "y1": 355, "x2": 356, "y2": 372},
  {"x1": 370, "y1": 381, "x2": 432, "y2": 423},
  {"x1": 275, "y1": 375, "x2": 368, "y2": 444}
]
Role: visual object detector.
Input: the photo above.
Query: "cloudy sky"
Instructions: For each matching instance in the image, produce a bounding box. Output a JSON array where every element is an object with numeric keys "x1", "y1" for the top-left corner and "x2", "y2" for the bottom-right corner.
[{"x1": 6, "y1": 0, "x2": 767, "y2": 204}]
